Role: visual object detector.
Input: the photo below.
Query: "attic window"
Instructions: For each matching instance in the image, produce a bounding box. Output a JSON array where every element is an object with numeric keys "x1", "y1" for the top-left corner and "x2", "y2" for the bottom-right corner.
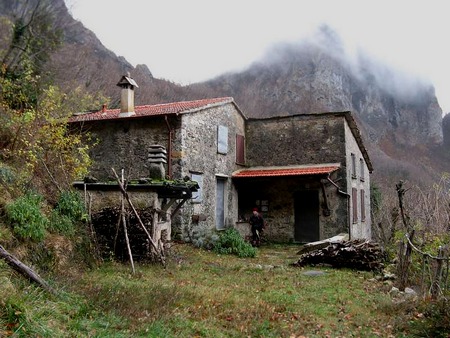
[
  {"x1": 351, "y1": 153, "x2": 356, "y2": 179},
  {"x1": 217, "y1": 125, "x2": 228, "y2": 154},
  {"x1": 360, "y1": 158, "x2": 365, "y2": 181}
]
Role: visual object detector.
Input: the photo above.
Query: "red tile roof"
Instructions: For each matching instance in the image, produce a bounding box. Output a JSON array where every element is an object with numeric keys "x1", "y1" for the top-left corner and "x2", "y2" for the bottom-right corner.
[
  {"x1": 69, "y1": 97, "x2": 234, "y2": 123},
  {"x1": 232, "y1": 164, "x2": 340, "y2": 178}
]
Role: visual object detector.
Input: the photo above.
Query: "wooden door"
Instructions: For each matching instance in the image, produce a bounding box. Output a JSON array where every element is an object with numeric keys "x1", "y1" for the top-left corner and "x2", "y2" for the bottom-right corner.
[{"x1": 294, "y1": 190, "x2": 320, "y2": 242}]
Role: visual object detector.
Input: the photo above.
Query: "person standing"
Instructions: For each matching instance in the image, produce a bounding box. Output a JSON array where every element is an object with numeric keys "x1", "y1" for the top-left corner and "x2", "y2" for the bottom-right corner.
[{"x1": 249, "y1": 207, "x2": 264, "y2": 246}]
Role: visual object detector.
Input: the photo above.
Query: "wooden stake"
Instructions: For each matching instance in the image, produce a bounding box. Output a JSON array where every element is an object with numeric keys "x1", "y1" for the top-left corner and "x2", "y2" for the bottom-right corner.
[{"x1": 121, "y1": 169, "x2": 135, "y2": 274}]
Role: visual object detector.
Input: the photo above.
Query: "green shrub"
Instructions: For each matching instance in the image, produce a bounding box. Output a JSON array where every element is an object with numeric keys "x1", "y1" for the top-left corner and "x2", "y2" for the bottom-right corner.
[
  {"x1": 213, "y1": 228, "x2": 256, "y2": 258},
  {"x1": 55, "y1": 190, "x2": 86, "y2": 222},
  {"x1": 5, "y1": 193, "x2": 48, "y2": 241},
  {"x1": 0, "y1": 163, "x2": 15, "y2": 184},
  {"x1": 191, "y1": 225, "x2": 220, "y2": 250},
  {"x1": 46, "y1": 190, "x2": 87, "y2": 236}
]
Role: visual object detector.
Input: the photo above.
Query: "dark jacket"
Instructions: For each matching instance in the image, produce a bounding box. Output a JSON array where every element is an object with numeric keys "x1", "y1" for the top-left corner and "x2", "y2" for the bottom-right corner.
[{"x1": 249, "y1": 214, "x2": 264, "y2": 229}]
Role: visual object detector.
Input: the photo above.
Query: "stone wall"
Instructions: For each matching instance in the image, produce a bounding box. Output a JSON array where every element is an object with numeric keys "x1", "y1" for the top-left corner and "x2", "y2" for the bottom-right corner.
[
  {"x1": 245, "y1": 114, "x2": 346, "y2": 167},
  {"x1": 344, "y1": 122, "x2": 372, "y2": 239},
  {"x1": 85, "y1": 117, "x2": 178, "y2": 180},
  {"x1": 172, "y1": 104, "x2": 246, "y2": 239},
  {"x1": 242, "y1": 113, "x2": 357, "y2": 242}
]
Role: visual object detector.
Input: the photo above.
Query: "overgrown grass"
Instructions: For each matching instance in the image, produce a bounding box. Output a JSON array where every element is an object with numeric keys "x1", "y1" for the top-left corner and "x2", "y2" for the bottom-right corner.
[{"x1": 0, "y1": 244, "x2": 433, "y2": 337}]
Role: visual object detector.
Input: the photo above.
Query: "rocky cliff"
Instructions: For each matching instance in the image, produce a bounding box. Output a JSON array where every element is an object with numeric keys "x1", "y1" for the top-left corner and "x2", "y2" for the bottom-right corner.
[{"x1": 185, "y1": 26, "x2": 447, "y2": 187}]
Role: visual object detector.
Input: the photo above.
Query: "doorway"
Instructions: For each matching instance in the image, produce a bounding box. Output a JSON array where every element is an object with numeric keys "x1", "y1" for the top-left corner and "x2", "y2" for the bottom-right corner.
[{"x1": 294, "y1": 190, "x2": 320, "y2": 242}]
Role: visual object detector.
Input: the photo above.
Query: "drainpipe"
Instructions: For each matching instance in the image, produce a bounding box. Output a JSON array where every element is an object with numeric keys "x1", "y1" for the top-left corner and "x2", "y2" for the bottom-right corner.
[
  {"x1": 327, "y1": 174, "x2": 352, "y2": 240},
  {"x1": 165, "y1": 115, "x2": 173, "y2": 179}
]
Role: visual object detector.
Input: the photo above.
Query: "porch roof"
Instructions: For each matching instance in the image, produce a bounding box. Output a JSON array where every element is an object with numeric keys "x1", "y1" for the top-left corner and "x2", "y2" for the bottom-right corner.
[{"x1": 232, "y1": 164, "x2": 340, "y2": 178}]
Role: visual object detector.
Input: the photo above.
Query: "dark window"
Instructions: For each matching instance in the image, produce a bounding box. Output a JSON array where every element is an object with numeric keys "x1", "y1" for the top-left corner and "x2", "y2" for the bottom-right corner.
[
  {"x1": 351, "y1": 153, "x2": 356, "y2": 179},
  {"x1": 236, "y1": 134, "x2": 245, "y2": 164},
  {"x1": 352, "y1": 187, "x2": 358, "y2": 223},
  {"x1": 360, "y1": 189, "x2": 366, "y2": 221}
]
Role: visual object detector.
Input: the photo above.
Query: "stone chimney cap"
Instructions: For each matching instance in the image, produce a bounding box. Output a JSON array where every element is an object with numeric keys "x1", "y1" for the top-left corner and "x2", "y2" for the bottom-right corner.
[{"x1": 117, "y1": 75, "x2": 139, "y2": 88}]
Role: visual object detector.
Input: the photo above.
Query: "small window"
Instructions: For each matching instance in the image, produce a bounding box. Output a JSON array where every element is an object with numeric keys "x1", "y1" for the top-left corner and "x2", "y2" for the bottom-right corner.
[
  {"x1": 352, "y1": 187, "x2": 358, "y2": 223},
  {"x1": 351, "y1": 153, "x2": 356, "y2": 179},
  {"x1": 360, "y1": 189, "x2": 366, "y2": 221},
  {"x1": 191, "y1": 173, "x2": 203, "y2": 203},
  {"x1": 236, "y1": 134, "x2": 245, "y2": 164},
  {"x1": 217, "y1": 125, "x2": 228, "y2": 154},
  {"x1": 360, "y1": 158, "x2": 365, "y2": 181}
]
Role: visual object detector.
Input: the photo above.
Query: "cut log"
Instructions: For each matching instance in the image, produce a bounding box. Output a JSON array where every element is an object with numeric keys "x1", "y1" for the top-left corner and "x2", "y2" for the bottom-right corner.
[
  {"x1": 0, "y1": 245, "x2": 56, "y2": 294},
  {"x1": 297, "y1": 233, "x2": 349, "y2": 255},
  {"x1": 292, "y1": 239, "x2": 384, "y2": 271}
]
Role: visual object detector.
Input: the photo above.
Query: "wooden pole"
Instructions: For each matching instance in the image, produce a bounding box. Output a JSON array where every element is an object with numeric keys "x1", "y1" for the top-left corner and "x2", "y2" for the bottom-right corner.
[
  {"x1": 431, "y1": 246, "x2": 444, "y2": 298},
  {"x1": 396, "y1": 181, "x2": 414, "y2": 291},
  {"x1": 121, "y1": 169, "x2": 135, "y2": 274}
]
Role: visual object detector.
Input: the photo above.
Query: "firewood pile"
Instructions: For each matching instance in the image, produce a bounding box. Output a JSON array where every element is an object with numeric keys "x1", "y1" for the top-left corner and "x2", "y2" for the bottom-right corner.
[
  {"x1": 291, "y1": 239, "x2": 385, "y2": 271},
  {"x1": 91, "y1": 207, "x2": 154, "y2": 261}
]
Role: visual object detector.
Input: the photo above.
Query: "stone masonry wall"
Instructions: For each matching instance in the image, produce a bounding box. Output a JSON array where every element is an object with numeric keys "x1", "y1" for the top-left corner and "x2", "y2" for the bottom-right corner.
[
  {"x1": 84, "y1": 117, "x2": 178, "y2": 180},
  {"x1": 344, "y1": 121, "x2": 372, "y2": 239},
  {"x1": 172, "y1": 104, "x2": 246, "y2": 238},
  {"x1": 246, "y1": 114, "x2": 346, "y2": 167}
]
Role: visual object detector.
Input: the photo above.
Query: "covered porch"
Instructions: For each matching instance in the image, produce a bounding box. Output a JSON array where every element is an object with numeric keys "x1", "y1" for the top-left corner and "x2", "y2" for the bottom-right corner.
[{"x1": 232, "y1": 164, "x2": 348, "y2": 243}]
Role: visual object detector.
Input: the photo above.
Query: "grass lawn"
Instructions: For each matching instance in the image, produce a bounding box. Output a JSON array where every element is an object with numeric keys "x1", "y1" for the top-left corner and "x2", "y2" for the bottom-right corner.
[{"x1": 2, "y1": 243, "x2": 417, "y2": 337}]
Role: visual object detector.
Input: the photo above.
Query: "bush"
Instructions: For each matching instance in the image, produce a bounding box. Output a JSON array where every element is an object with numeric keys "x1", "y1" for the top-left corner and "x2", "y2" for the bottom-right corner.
[
  {"x1": 47, "y1": 190, "x2": 87, "y2": 236},
  {"x1": 190, "y1": 225, "x2": 220, "y2": 250},
  {"x1": 55, "y1": 190, "x2": 86, "y2": 222},
  {"x1": 213, "y1": 228, "x2": 256, "y2": 258},
  {"x1": 5, "y1": 193, "x2": 48, "y2": 241}
]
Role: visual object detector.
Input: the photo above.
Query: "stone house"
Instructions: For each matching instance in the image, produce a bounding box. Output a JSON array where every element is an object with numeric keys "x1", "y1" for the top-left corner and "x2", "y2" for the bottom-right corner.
[
  {"x1": 235, "y1": 113, "x2": 373, "y2": 242},
  {"x1": 69, "y1": 75, "x2": 373, "y2": 243}
]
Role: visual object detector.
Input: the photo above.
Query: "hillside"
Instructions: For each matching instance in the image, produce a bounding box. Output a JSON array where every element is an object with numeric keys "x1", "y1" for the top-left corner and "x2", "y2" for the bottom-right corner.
[{"x1": 1, "y1": 0, "x2": 448, "y2": 191}]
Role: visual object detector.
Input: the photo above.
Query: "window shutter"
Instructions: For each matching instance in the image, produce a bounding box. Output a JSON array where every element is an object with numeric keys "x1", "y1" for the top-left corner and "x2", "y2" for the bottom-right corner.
[
  {"x1": 236, "y1": 134, "x2": 245, "y2": 164},
  {"x1": 352, "y1": 187, "x2": 358, "y2": 223},
  {"x1": 360, "y1": 189, "x2": 365, "y2": 221}
]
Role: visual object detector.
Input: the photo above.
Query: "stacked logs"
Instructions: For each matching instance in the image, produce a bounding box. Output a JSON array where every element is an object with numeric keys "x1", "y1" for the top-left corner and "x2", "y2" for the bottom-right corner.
[
  {"x1": 91, "y1": 207, "x2": 154, "y2": 261},
  {"x1": 291, "y1": 239, "x2": 385, "y2": 271}
]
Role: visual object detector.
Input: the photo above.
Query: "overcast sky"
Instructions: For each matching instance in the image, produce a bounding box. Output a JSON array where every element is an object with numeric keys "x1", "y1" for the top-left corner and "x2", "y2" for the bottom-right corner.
[{"x1": 65, "y1": 0, "x2": 449, "y2": 114}]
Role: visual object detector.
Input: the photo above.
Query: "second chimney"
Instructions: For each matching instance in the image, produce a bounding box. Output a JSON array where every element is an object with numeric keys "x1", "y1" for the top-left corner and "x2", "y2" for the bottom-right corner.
[{"x1": 116, "y1": 73, "x2": 139, "y2": 117}]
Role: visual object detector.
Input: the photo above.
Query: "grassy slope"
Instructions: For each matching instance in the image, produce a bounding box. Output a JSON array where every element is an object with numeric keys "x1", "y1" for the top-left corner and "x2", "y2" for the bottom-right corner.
[{"x1": 1, "y1": 244, "x2": 415, "y2": 337}]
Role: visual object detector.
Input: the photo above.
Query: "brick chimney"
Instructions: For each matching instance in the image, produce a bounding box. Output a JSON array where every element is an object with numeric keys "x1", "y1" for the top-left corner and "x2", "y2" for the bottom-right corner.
[{"x1": 116, "y1": 73, "x2": 139, "y2": 117}]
